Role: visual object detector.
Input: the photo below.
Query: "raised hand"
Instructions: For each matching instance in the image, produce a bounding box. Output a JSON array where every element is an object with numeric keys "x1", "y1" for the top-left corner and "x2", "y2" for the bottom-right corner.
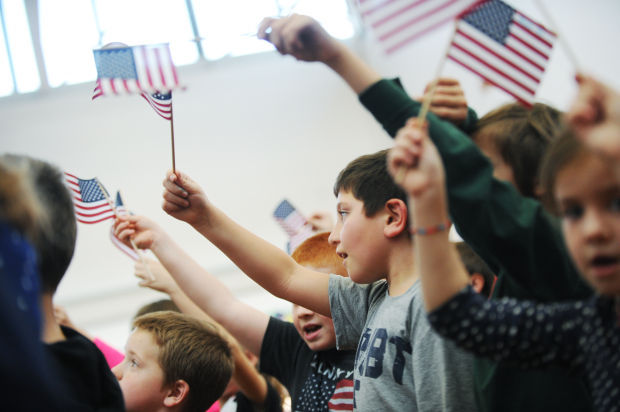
[
  {"x1": 387, "y1": 118, "x2": 444, "y2": 200},
  {"x1": 423, "y1": 78, "x2": 469, "y2": 126},
  {"x1": 257, "y1": 14, "x2": 344, "y2": 64},
  {"x1": 134, "y1": 257, "x2": 179, "y2": 295},
  {"x1": 162, "y1": 170, "x2": 211, "y2": 227},
  {"x1": 567, "y1": 73, "x2": 620, "y2": 159}
]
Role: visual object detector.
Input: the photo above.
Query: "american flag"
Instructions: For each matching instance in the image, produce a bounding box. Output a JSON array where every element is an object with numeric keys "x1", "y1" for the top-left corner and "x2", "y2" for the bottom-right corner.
[
  {"x1": 93, "y1": 43, "x2": 179, "y2": 96},
  {"x1": 109, "y1": 191, "x2": 139, "y2": 260},
  {"x1": 273, "y1": 199, "x2": 308, "y2": 238},
  {"x1": 447, "y1": 0, "x2": 556, "y2": 106},
  {"x1": 140, "y1": 91, "x2": 172, "y2": 120},
  {"x1": 64, "y1": 173, "x2": 116, "y2": 224},
  {"x1": 356, "y1": 0, "x2": 483, "y2": 54},
  {"x1": 328, "y1": 379, "x2": 354, "y2": 411}
]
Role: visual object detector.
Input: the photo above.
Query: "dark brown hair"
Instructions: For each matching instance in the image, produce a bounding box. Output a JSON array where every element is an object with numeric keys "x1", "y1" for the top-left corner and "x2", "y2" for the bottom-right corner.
[
  {"x1": 333, "y1": 149, "x2": 408, "y2": 217},
  {"x1": 473, "y1": 103, "x2": 562, "y2": 198},
  {"x1": 455, "y1": 242, "x2": 496, "y2": 297}
]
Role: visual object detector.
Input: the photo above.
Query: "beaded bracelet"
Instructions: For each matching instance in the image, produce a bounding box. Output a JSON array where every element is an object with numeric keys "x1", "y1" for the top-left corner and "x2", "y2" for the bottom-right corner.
[{"x1": 409, "y1": 220, "x2": 451, "y2": 236}]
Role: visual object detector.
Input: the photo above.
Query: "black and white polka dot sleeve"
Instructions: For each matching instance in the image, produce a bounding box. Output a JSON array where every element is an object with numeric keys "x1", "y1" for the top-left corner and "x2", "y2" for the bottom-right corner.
[{"x1": 427, "y1": 286, "x2": 590, "y2": 371}]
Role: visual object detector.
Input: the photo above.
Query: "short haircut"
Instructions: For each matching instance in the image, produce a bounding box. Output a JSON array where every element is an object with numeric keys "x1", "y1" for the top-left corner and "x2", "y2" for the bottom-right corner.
[
  {"x1": 473, "y1": 103, "x2": 562, "y2": 199},
  {"x1": 0, "y1": 154, "x2": 76, "y2": 293},
  {"x1": 333, "y1": 149, "x2": 408, "y2": 217},
  {"x1": 133, "y1": 299, "x2": 180, "y2": 321},
  {"x1": 132, "y1": 311, "x2": 234, "y2": 412},
  {"x1": 291, "y1": 232, "x2": 347, "y2": 277},
  {"x1": 455, "y1": 242, "x2": 495, "y2": 297}
]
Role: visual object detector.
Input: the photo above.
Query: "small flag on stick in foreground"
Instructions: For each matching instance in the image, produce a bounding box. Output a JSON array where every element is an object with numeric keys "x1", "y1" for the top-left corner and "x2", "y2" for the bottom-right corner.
[
  {"x1": 447, "y1": 0, "x2": 556, "y2": 106},
  {"x1": 64, "y1": 172, "x2": 115, "y2": 224},
  {"x1": 356, "y1": 0, "x2": 483, "y2": 54}
]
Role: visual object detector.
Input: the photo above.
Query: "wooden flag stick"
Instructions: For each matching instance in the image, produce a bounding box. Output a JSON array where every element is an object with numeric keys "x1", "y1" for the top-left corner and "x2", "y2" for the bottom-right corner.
[
  {"x1": 95, "y1": 179, "x2": 154, "y2": 281},
  {"x1": 170, "y1": 102, "x2": 176, "y2": 173},
  {"x1": 394, "y1": 24, "x2": 455, "y2": 184},
  {"x1": 534, "y1": 0, "x2": 580, "y2": 71}
]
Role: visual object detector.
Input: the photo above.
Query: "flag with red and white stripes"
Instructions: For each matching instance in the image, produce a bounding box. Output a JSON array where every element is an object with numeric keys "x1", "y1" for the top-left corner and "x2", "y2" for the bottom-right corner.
[
  {"x1": 93, "y1": 43, "x2": 179, "y2": 96},
  {"x1": 109, "y1": 191, "x2": 139, "y2": 260},
  {"x1": 140, "y1": 91, "x2": 172, "y2": 120},
  {"x1": 64, "y1": 173, "x2": 115, "y2": 224},
  {"x1": 356, "y1": 0, "x2": 483, "y2": 54},
  {"x1": 447, "y1": 0, "x2": 556, "y2": 106},
  {"x1": 327, "y1": 379, "x2": 354, "y2": 411}
]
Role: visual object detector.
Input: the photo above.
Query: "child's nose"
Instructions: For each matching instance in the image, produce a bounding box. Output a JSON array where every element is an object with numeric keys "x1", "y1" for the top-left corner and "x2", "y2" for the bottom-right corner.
[
  {"x1": 328, "y1": 228, "x2": 339, "y2": 245},
  {"x1": 583, "y1": 209, "x2": 612, "y2": 242}
]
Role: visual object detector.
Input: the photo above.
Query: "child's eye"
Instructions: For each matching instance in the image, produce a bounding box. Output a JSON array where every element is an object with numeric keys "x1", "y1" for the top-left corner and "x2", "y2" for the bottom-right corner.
[
  {"x1": 130, "y1": 359, "x2": 139, "y2": 367},
  {"x1": 560, "y1": 204, "x2": 583, "y2": 221},
  {"x1": 338, "y1": 211, "x2": 348, "y2": 220}
]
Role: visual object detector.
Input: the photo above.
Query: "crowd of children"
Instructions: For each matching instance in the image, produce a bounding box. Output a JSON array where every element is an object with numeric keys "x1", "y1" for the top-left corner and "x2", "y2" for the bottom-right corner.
[{"x1": 2, "y1": 10, "x2": 620, "y2": 412}]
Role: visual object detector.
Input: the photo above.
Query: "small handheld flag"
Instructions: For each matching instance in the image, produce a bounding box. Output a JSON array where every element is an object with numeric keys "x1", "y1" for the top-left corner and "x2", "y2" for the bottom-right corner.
[
  {"x1": 273, "y1": 199, "x2": 315, "y2": 254},
  {"x1": 93, "y1": 43, "x2": 179, "y2": 96},
  {"x1": 64, "y1": 173, "x2": 115, "y2": 224},
  {"x1": 356, "y1": 0, "x2": 483, "y2": 54},
  {"x1": 447, "y1": 0, "x2": 556, "y2": 106},
  {"x1": 109, "y1": 191, "x2": 139, "y2": 261},
  {"x1": 141, "y1": 91, "x2": 172, "y2": 120}
]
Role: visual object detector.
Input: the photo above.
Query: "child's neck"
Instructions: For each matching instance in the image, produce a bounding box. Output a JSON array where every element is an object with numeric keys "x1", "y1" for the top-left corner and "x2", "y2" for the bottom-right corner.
[
  {"x1": 385, "y1": 241, "x2": 418, "y2": 296},
  {"x1": 41, "y1": 294, "x2": 66, "y2": 344}
]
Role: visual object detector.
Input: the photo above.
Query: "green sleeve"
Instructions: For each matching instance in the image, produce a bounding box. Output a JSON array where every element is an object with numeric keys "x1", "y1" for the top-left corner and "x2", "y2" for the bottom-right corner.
[{"x1": 358, "y1": 79, "x2": 591, "y2": 301}]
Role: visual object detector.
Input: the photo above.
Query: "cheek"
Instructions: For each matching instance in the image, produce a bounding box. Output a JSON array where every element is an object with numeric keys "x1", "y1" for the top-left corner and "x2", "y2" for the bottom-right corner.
[{"x1": 562, "y1": 223, "x2": 585, "y2": 270}]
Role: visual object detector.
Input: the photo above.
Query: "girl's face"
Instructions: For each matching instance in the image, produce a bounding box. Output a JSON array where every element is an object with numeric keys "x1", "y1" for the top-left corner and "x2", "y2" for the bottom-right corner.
[{"x1": 555, "y1": 151, "x2": 620, "y2": 295}]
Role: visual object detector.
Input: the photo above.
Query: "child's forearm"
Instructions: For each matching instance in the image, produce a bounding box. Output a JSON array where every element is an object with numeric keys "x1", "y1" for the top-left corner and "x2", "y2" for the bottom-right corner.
[
  {"x1": 324, "y1": 43, "x2": 382, "y2": 95},
  {"x1": 191, "y1": 204, "x2": 332, "y2": 317},
  {"x1": 148, "y1": 232, "x2": 268, "y2": 354},
  {"x1": 412, "y1": 191, "x2": 469, "y2": 311}
]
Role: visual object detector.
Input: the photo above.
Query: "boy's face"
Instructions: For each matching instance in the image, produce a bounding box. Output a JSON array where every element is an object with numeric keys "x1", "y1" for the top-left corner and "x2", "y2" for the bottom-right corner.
[
  {"x1": 292, "y1": 265, "x2": 341, "y2": 351},
  {"x1": 292, "y1": 302, "x2": 337, "y2": 351},
  {"x1": 555, "y1": 151, "x2": 620, "y2": 295},
  {"x1": 112, "y1": 328, "x2": 168, "y2": 412},
  {"x1": 329, "y1": 190, "x2": 389, "y2": 284}
]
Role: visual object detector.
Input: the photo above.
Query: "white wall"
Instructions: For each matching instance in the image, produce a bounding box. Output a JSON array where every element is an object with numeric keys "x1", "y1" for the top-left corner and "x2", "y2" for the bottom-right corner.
[{"x1": 2, "y1": 0, "x2": 619, "y2": 350}]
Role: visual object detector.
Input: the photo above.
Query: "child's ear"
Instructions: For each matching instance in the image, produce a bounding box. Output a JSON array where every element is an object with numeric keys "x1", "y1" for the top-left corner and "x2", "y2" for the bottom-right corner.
[
  {"x1": 384, "y1": 199, "x2": 408, "y2": 238},
  {"x1": 470, "y1": 273, "x2": 485, "y2": 294},
  {"x1": 163, "y1": 379, "x2": 190, "y2": 408}
]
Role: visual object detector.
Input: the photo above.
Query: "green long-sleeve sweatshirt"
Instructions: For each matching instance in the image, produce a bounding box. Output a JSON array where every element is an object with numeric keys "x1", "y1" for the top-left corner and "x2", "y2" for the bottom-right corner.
[{"x1": 359, "y1": 79, "x2": 593, "y2": 412}]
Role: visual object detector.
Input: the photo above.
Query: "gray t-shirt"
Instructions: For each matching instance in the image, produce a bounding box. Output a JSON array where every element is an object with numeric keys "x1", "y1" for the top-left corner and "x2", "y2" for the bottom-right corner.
[{"x1": 329, "y1": 275, "x2": 476, "y2": 411}]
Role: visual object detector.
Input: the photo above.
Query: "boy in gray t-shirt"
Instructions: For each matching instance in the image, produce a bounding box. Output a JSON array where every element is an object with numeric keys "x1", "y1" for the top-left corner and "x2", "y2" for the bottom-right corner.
[
  {"x1": 330, "y1": 277, "x2": 474, "y2": 411},
  {"x1": 159, "y1": 149, "x2": 476, "y2": 411}
]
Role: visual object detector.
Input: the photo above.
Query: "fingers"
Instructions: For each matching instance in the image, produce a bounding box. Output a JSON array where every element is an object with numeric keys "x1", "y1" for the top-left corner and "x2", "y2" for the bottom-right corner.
[
  {"x1": 163, "y1": 172, "x2": 190, "y2": 209},
  {"x1": 257, "y1": 17, "x2": 275, "y2": 41},
  {"x1": 424, "y1": 78, "x2": 461, "y2": 93}
]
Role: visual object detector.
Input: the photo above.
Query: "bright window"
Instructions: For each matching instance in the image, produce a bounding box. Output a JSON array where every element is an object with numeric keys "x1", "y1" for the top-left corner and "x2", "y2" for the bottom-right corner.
[{"x1": 0, "y1": 0, "x2": 39, "y2": 95}]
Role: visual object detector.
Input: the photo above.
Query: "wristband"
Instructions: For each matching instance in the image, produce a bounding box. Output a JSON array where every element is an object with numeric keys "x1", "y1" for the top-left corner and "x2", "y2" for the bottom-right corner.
[{"x1": 409, "y1": 220, "x2": 451, "y2": 236}]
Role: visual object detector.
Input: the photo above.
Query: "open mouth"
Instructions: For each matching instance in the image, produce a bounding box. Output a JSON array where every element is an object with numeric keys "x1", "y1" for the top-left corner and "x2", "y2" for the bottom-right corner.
[
  {"x1": 303, "y1": 324, "x2": 322, "y2": 340},
  {"x1": 589, "y1": 255, "x2": 620, "y2": 278}
]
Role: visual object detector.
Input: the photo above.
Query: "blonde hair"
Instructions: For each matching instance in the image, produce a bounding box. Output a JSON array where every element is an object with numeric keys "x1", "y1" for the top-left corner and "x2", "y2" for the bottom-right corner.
[
  {"x1": 291, "y1": 232, "x2": 347, "y2": 277},
  {"x1": 132, "y1": 311, "x2": 234, "y2": 412}
]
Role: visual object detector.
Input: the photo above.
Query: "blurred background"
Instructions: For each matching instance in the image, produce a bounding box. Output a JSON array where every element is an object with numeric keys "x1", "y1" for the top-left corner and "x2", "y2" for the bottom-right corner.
[{"x1": 2, "y1": 0, "x2": 619, "y2": 350}]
